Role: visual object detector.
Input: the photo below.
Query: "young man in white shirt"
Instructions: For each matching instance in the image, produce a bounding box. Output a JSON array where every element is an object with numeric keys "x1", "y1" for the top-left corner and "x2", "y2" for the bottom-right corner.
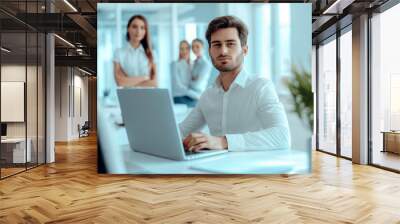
[{"x1": 179, "y1": 15, "x2": 291, "y2": 152}]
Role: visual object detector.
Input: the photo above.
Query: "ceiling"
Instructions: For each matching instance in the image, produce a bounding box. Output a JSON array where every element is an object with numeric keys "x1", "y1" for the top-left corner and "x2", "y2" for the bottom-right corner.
[
  {"x1": 0, "y1": 0, "x2": 98, "y2": 73},
  {"x1": 310, "y1": 0, "x2": 391, "y2": 43},
  {"x1": 0, "y1": 0, "x2": 396, "y2": 75}
]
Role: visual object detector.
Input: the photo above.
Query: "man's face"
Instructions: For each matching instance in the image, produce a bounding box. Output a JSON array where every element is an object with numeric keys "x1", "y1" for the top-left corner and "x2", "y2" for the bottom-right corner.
[{"x1": 209, "y1": 28, "x2": 247, "y2": 72}]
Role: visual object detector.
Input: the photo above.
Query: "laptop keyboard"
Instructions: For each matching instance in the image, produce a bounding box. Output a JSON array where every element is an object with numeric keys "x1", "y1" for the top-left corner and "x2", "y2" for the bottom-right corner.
[
  {"x1": 185, "y1": 151, "x2": 200, "y2": 159},
  {"x1": 185, "y1": 149, "x2": 223, "y2": 160}
]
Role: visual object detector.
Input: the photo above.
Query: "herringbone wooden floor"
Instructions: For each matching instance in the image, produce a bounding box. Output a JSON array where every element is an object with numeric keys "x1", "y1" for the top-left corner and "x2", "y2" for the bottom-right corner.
[{"x1": 1, "y1": 134, "x2": 400, "y2": 224}]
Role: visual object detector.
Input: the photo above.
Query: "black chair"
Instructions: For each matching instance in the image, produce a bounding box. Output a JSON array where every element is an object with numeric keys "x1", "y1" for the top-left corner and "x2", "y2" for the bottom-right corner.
[{"x1": 78, "y1": 121, "x2": 90, "y2": 138}]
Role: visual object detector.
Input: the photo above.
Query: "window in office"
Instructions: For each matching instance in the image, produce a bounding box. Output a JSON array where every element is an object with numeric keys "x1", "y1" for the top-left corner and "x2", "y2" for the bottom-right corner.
[
  {"x1": 371, "y1": 3, "x2": 400, "y2": 171},
  {"x1": 339, "y1": 28, "x2": 352, "y2": 158},
  {"x1": 317, "y1": 36, "x2": 337, "y2": 155}
]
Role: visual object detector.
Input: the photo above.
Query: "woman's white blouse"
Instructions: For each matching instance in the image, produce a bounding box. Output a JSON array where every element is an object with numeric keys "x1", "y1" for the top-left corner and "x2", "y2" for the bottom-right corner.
[
  {"x1": 171, "y1": 59, "x2": 192, "y2": 97},
  {"x1": 113, "y1": 44, "x2": 150, "y2": 77}
]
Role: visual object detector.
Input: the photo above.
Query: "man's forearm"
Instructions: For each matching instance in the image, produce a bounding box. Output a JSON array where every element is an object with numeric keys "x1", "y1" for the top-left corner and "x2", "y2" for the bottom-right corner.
[
  {"x1": 225, "y1": 126, "x2": 290, "y2": 151},
  {"x1": 179, "y1": 106, "x2": 206, "y2": 140}
]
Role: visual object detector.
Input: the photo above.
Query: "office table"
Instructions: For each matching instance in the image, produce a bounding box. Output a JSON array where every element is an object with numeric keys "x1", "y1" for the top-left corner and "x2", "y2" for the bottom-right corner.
[
  {"x1": 381, "y1": 131, "x2": 400, "y2": 154},
  {"x1": 99, "y1": 102, "x2": 310, "y2": 174},
  {"x1": 120, "y1": 145, "x2": 309, "y2": 174},
  {"x1": 1, "y1": 138, "x2": 32, "y2": 164}
]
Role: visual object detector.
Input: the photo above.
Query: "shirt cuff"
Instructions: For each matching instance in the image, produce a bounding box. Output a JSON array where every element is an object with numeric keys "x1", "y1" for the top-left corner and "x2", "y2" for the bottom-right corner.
[{"x1": 225, "y1": 134, "x2": 246, "y2": 151}]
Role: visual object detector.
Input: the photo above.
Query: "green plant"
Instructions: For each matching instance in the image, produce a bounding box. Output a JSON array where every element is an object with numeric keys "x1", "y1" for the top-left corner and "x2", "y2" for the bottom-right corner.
[{"x1": 284, "y1": 65, "x2": 314, "y2": 131}]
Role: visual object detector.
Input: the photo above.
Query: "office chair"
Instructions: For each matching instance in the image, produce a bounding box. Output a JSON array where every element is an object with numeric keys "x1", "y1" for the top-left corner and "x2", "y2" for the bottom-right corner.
[{"x1": 78, "y1": 121, "x2": 90, "y2": 138}]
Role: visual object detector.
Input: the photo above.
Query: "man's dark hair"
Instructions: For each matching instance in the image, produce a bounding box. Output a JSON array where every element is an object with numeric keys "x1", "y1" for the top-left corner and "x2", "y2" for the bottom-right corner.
[
  {"x1": 192, "y1": 38, "x2": 204, "y2": 46},
  {"x1": 205, "y1": 16, "x2": 248, "y2": 47}
]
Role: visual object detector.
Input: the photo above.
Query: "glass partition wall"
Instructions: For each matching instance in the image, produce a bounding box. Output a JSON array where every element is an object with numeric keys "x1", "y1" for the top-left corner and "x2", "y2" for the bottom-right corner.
[
  {"x1": 339, "y1": 27, "x2": 352, "y2": 159},
  {"x1": 370, "y1": 3, "x2": 400, "y2": 171},
  {"x1": 0, "y1": 1, "x2": 46, "y2": 179},
  {"x1": 0, "y1": 30, "x2": 27, "y2": 177},
  {"x1": 316, "y1": 27, "x2": 353, "y2": 159},
  {"x1": 316, "y1": 0, "x2": 400, "y2": 172},
  {"x1": 317, "y1": 35, "x2": 337, "y2": 155}
]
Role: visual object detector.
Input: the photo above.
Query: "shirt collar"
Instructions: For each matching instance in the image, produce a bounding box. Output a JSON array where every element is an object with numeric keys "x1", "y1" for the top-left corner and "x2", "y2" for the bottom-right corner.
[
  {"x1": 214, "y1": 69, "x2": 249, "y2": 90},
  {"x1": 233, "y1": 69, "x2": 249, "y2": 88},
  {"x1": 127, "y1": 42, "x2": 145, "y2": 52}
]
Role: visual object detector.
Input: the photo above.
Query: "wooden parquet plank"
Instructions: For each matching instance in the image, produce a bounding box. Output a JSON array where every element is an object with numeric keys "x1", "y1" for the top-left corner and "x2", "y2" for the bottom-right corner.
[{"x1": 1, "y1": 134, "x2": 400, "y2": 223}]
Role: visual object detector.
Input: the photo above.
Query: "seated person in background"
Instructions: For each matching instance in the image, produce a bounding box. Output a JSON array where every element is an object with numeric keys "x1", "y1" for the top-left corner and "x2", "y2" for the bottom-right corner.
[
  {"x1": 179, "y1": 16, "x2": 291, "y2": 152},
  {"x1": 113, "y1": 15, "x2": 157, "y2": 87},
  {"x1": 171, "y1": 40, "x2": 196, "y2": 108},
  {"x1": 189, "y1": 38, "x2": 212, "y2": 99}
]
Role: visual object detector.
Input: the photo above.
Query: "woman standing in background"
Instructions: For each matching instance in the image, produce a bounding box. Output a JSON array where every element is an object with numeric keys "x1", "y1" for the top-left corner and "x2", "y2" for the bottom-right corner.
[
  {"x1": 189, "y1": 38, "x2": 212, "y2": 97},
  {"x1": 113, "y1": 15, "x2": 157, "y2": 87},
  {"x1": 171, "y1": 40, "x2": 197, "y2": 107}
]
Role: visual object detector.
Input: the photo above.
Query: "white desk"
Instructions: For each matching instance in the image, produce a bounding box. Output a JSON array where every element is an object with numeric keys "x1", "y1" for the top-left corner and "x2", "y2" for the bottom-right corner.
[
  {"x1": 99, "y1": 102, "x2": 310, "y2": 174},
  {"x1": 120, "y1": 145, "x2": 309, "y2": 174},
  {"x1": 1, "y1": 138, "x2": 31, "y2": 163}
]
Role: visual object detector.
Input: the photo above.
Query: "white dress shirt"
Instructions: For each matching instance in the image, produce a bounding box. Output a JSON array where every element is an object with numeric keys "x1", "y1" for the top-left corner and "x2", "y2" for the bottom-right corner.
[
  {"x1": 113, "y1": 44, "x2": 150, "y2": 77},
  {"x1": 171, "y1": 59, "x2": 192, "y2": 97},
  {"x1": 179, "y1": 69, "x2": 291, "y2": 151}
]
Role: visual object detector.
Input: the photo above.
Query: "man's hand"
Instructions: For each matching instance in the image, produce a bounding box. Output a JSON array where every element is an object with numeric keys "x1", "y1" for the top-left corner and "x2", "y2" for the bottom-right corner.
[{"x1": 183, "y1": 133, "x2": 228, "y2": 152}]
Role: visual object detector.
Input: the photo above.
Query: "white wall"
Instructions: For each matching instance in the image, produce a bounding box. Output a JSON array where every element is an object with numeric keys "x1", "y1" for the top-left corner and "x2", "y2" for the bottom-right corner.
[
  {"x1": 55, "y1": 66, "x2": 68, "y2": 141},
  {"x1": 1, "y1": 65, "x2": 27, "y2": 141},
  {"x1": 55, "y1": 67, "x2": 89, "y2": 141},
  {"x1": 72, "y1": 73, "x2": 89, "y2": 138},
  {"x1": 1, "y1": 65, "x2": 41, "y2": 137}
]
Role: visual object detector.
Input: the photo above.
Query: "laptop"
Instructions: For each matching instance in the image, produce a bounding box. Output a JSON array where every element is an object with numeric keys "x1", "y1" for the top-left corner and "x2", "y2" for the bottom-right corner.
[{"x1": 117, "y1": 88, "x2": 227, "y2": 161}]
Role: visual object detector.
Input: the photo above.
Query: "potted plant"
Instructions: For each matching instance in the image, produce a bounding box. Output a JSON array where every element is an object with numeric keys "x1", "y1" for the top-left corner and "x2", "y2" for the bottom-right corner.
[{"x1": 284, "y1": 65, "x2": 314, "y2": 132}]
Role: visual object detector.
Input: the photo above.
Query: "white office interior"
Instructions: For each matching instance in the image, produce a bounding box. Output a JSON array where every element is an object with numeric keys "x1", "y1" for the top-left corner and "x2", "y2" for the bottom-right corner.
[
  {"x1": 2, "y1": 0, "x2": 400, "y2": 178},
  {"x1": 98, "y1": 3, "x2": 312, "y2": 151}
]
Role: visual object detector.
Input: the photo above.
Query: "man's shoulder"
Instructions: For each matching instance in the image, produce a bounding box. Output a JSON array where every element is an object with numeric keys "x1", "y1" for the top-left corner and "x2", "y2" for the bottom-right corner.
[
  {"x1": 200, "y1": 85, "x2": 216, "y2": 95},
  {"x1": 245, "y1": 75, "x2": 274, "y2": 89},
  {"x1": 245, "y1": 76, "x2": 279, "y2": 101}
]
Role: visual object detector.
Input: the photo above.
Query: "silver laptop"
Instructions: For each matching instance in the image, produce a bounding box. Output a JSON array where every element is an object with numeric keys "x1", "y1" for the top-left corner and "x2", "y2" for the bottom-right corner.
[{"x1": 117, "y1": 88, "x2": 227, "y2": 161}]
